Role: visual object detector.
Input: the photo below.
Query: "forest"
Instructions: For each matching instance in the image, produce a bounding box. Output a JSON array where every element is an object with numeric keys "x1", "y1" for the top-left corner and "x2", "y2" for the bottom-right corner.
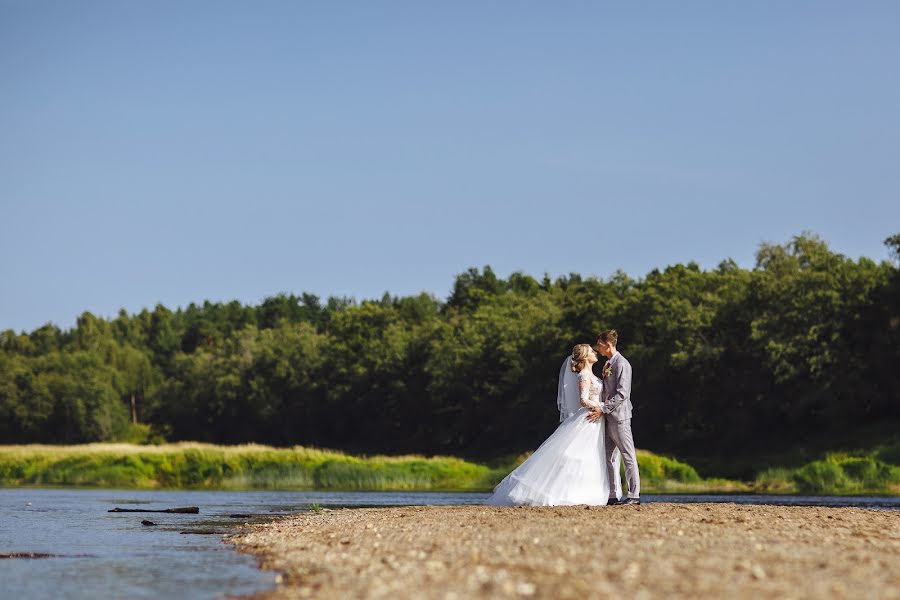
[{"x1": 2, "y1": 233, "x2": 899, "y2": 479}]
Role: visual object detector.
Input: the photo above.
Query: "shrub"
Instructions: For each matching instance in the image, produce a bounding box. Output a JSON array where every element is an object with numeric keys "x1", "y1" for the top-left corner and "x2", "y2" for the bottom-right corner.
[{"x1": 793, "y1": 460, "x2": 850, "y2": 494}]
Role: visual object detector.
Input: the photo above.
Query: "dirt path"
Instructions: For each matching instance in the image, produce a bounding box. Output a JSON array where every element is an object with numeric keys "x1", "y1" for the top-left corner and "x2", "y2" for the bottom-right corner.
[{"x1": 228, "y1": 503, "x2": 900, "y2": 599}]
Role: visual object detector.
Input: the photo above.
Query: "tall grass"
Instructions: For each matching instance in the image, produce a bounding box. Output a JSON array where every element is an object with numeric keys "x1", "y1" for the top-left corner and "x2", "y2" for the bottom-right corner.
[
  {"x1": 0, "y1": 443, "x2": 503, "y2": 491},
  {"x1": 792, "y1": 454, "x2": 900, "y2": 494},
  {"x1": 4, "y1": 443, "x2": 896, "y2": 494},
  {"x1": 754, "y1": 450, "x2": 900, "y2": 495},
  {"x1": 0, "y1": 443, "x2": 716, "y2": 492}
]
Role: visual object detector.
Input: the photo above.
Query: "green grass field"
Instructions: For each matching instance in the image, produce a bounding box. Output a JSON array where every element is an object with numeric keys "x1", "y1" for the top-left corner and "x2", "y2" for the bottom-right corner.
[
  {"x1": 0, "y1": 443, "x2": 735, "y2": 493},
  {"x1": 1, "y1": 443, "x2": 896, "y2": 494}
]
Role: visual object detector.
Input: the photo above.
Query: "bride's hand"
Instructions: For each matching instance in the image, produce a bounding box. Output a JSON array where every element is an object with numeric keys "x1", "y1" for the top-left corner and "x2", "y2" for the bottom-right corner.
[{"x1": 585, "y1": 410, "x2": 603, "y2": 423}]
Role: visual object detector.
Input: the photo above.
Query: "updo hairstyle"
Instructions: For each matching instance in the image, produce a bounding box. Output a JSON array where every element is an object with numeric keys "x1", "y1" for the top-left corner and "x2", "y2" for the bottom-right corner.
[{"x1": 570, "y1": 343, "x2": 593, "y2": 373}]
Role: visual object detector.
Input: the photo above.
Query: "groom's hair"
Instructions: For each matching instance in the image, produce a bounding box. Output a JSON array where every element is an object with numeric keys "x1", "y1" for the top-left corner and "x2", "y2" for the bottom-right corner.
[{"x1": 597, "y1": 330, "x2": 618, "y2": 346}]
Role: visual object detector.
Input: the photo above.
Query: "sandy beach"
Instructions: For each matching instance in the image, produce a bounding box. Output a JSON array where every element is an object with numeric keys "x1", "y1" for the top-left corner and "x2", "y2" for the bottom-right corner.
[{"x1": 228, "y1": 503, "x2": 900, "y2": 599}]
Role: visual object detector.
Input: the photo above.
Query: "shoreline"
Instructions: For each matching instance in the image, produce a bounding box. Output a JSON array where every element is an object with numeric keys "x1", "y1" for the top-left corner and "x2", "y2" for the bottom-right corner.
[{"x1": 227, "y1": 503, "x2": 900, "y2": 599}]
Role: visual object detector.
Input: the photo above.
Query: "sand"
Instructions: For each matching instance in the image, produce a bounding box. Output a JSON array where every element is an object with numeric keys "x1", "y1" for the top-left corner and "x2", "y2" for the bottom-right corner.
[{"x1": 227, "y1": 503, "x2": 900, "y2": 599}]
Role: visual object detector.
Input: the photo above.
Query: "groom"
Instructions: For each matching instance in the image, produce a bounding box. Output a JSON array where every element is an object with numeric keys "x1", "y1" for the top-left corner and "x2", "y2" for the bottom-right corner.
[{"x1": 588, "y1": 329, "x2": 641, "y2": 505}]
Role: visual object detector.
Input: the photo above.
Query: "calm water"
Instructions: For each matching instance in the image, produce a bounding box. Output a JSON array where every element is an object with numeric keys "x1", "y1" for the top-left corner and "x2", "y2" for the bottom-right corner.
[{"x1": 1, "y1": 489, "x2": 897, "y2": 600}]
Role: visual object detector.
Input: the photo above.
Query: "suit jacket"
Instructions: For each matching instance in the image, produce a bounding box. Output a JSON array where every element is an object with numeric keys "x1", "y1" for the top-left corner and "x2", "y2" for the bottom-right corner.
[{"x1": 601, "y1": 352, "x2": 633, "y2": 421}]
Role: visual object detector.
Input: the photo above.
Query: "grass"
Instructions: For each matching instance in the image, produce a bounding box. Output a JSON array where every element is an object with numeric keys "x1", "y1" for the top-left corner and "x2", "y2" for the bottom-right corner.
[
  {"x1": 0, "y1": 443, "x2": 504, "y2": 491},
  {"x1": 753, "y1": 452, "x2": 900, "y2": 495},
  {"x1": 0, "y1": 443, "x2": 720, "y2": 492},
  {"x1": 2, "y1": 443, "x2": 894, "y2": 494}
]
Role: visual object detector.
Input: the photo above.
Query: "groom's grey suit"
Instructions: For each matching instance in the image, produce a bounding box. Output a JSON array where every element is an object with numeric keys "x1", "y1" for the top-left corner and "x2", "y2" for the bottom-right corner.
[{"x1": 601, "y1": 352, "x2": 640, "y2": 499}]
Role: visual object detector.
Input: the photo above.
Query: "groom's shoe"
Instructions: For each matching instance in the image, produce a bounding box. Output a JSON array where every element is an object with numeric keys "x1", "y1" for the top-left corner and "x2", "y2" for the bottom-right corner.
[
  {"x1": 606, "y1": 497, "x2": 620, "y2": 506},
  {"x1": 621, "y1": 498, "x2": 641, "y2": 506}
]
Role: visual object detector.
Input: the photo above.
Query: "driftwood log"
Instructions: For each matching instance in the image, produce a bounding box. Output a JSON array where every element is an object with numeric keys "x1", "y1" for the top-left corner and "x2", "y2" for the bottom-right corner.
[
  {"x1": 0, "y1": 552, "x2": 95, "y2": 559},
  {"x1": 108, "y1": 506, "x2": 199, "y2": 513}
]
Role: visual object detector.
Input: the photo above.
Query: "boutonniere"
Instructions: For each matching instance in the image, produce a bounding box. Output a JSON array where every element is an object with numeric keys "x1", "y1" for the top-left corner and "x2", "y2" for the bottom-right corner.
[{"x1": 602, "y1": 362, "x2": 612, "y2": 380}]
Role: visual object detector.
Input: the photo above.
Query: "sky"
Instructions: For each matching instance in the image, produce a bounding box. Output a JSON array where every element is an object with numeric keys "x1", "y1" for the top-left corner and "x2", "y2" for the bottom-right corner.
[{"x1": 2, "y1": 1, "x2": 899, "y2": 332}]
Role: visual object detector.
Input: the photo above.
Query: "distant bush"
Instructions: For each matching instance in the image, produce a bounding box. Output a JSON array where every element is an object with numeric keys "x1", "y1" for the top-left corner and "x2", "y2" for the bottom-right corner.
[
  {"x1": 839, "y1": 457, "x2": 880, "y2": 485},
  {"x1": 792, "y1": 454, "x2": 900, "y2": 495},
  {"x1": 636, "y1": 450, "x2": 701, "y2": 484},
  {"x1": 793, "y1": 460, "x2": 850, "y2": 494}
]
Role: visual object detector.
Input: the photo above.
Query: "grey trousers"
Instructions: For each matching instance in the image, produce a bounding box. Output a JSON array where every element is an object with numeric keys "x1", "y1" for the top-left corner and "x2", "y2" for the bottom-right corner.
[
  {"x1": 609, "y1": 447, "x2": 623, "y2": 499},
  {"x1": 605, "y1": 418, "x2": 640, "y2": 498}
]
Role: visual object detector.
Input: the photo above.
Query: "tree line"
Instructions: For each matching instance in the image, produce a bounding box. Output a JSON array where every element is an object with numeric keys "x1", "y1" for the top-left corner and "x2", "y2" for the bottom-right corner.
[{"x1": 2, "y1": 233, "x2": 898, "y2": 477}]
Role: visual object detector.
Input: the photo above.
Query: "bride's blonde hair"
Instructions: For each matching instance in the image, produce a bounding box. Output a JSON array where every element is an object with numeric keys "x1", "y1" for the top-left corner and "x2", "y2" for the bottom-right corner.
[{"x1": 570, "y1": 344, "x2": 593, "y2": 373}]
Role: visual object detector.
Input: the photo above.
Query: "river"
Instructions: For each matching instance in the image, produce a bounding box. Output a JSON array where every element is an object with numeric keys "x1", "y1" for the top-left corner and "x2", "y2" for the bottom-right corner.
[{"x1": 1, "y1": 489, "x2": 897, "y2": 599}]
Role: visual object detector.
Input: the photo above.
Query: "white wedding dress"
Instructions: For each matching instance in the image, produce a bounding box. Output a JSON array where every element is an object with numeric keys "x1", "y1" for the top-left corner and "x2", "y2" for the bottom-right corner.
[{"x1": 487, "y1": 358, "x2": 611, "y2": 506}]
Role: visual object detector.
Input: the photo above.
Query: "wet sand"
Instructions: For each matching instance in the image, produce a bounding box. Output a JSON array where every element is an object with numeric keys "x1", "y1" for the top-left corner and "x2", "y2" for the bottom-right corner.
[{"x1": 228, "y1": 503, "x2": 900, "y2": 599}]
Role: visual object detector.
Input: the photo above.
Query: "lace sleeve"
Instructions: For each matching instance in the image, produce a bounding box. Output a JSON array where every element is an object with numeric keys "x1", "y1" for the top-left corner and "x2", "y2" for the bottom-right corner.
[{"x1": 577, "y1": 373, "x2": 600, "y2": 409}]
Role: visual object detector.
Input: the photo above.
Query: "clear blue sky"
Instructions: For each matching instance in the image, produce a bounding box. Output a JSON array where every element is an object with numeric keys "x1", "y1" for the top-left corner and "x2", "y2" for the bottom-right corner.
[{"x1": 2, "y1": 1, "x2": 899, "y2": 332}]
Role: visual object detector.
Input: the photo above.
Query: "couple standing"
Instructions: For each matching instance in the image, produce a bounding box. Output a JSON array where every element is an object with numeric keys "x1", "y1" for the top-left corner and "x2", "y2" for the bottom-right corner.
[{"x1": 488, "y1": 330, "x2": 641, "y2": 507}]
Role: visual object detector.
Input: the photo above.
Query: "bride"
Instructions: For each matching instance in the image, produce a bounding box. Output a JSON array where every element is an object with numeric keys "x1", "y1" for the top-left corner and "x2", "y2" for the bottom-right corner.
[{"x1": 487, "y1": 344, "x2": 618, "y2": 506}]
